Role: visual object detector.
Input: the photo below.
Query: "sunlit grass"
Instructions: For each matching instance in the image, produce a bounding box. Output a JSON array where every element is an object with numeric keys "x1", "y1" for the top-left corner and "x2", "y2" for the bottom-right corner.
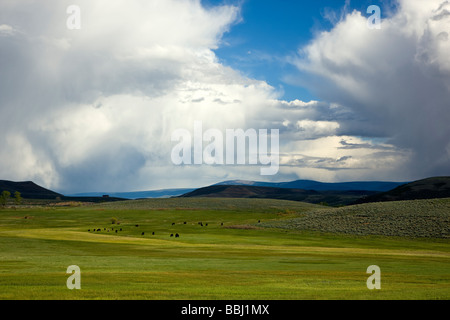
[{"x1": 0, "y1": 198, "x2": 448, "y2": 300}]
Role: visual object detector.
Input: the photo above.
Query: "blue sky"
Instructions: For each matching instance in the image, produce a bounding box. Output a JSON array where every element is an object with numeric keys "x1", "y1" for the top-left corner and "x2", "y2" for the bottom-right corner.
[{"x1": 206, "y1": 0, "x2": 397, "y2": 101}]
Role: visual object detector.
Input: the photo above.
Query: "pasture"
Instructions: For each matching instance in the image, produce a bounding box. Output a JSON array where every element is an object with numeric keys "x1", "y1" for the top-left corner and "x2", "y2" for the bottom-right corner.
[{"x1": 0, "y1": 198, "x2": 448, "y2": 299}]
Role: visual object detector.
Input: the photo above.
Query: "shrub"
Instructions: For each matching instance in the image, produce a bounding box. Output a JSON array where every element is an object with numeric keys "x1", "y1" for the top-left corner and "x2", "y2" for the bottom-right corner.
[
  {"x1": 0, "y1": 190, "x2": 11, "y2": 207},
  {"x1": 14, "y1": 191, "x2": 22, "y2": 205}
]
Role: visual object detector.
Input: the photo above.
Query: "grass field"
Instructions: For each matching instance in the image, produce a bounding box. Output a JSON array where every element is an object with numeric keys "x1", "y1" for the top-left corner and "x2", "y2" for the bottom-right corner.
[{"x1": 0, "y1": 198, "x2": 448, "y2": 300}]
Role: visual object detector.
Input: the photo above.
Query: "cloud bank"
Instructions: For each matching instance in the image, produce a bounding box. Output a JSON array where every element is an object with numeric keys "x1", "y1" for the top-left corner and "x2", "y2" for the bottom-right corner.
[
  {"x1": 0, "y1": 0, "x2": 448, "y2": 193},
  {"x1": 292, "y1": 0, "x2": 450, "y2": 180}
]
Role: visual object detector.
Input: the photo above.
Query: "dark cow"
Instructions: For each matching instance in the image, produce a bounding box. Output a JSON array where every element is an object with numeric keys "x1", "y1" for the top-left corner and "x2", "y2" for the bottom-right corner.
[
  {"x1": 141, "y1": 232, "x2": 145, "y2": 236},
  {"x1": 152, "y1": 232, "x2": 155, "y2": 235},
  {"x1": 175, "y1": 233, "x2": 179, "y2": 238},
  {"x1": 172, "y1": 223, "x2": 175, "y2": 226},
  {"x1": 170, "y1": 234, "x2": 173, "y2": 237}
]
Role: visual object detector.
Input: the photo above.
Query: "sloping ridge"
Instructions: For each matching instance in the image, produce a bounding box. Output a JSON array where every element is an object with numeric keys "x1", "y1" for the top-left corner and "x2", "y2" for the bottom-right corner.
[
  {"x1": 179, "y1": 185, "x2": 319, "y2": 201},
  {"x1": 0, "y1": 180, "x2": 63, "y2": 199},
  {"x1": 0, "y1": 180, "x2": 126, "y2": 202},
  {"x1": 355, "y1": 176, "x2": 450, "y2": 204},
  {"x1": 214, "y1": 179, "x2": 406, "y2": 192},
  {"x1": 178, "y1": 184, "x2": 378, "y2": 205}
]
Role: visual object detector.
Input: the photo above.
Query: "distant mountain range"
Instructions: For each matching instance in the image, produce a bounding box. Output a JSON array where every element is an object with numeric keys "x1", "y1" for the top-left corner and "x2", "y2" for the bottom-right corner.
[
  {"x1": 180, "y1": 177, "x2": 450, "y2": 206},
  {"x1": 0, "y1": 180, "x2": 124, "y2": 202},
  {"x1": 211, "y1": 179, "x2": 406, "y2": 192},
  {"x1": 67, "y1": 179, "x2": 406, "y2": 200},
  {"x1": 178, "y1": 184, "x2": 378, "y2": 206},
  {"x1": 2, "y1": 177, "x2": 450, "y2": 206}
]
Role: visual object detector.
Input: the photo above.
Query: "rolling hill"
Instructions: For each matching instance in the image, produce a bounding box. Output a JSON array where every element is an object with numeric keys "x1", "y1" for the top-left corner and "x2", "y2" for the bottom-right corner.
[
  {"x1": 0, "y1": 180, "x2": 63, "y2": 199},
  {"x1": 213, "y1": 179, "x2": 407, "y2": 191},
  {"x1": 4, "y1": 177, "x2": 450, "y2": 205},
  {"x1": 0, "y1": 180, "x2": 125, "y2": 202},
  {"x1": 355, "y1": 176, "x2": 450, "y2": 204},
  {"x1": 68, "y1": 179, "x2": 407, "y2": 200},
  {"x1": 178, "y1": 184, "x2": 378, "y2": 206},
  {"x1": 261, "y1": 197, "x2": 450, "y2": 238}
]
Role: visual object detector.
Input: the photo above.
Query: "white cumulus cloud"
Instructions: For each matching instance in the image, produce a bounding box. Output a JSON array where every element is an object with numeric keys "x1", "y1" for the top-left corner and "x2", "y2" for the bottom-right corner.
[{"x1": 292, "y1": 0, "x2": 450, "y2": 180}]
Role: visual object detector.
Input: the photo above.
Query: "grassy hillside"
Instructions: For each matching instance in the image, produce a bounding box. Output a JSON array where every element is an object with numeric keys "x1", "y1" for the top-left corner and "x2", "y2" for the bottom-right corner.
[
  {"x1": 179, "y1": 185, "x2": 377, "y2": 206},
  {"x1": 0, "y1": 198, "x2": 448, "y2": 300},
  {"x1": 261, "y1": 198, "x2": 450, "y2": 238},
  {"x1": 356, "y1": 176, "x2": 450, "y2": 204}
]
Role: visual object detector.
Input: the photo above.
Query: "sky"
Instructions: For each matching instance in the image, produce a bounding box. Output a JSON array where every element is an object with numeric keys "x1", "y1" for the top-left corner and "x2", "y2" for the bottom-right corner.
[{"x1": 0, "y1": 0, "x2": 449, "y2": 194}]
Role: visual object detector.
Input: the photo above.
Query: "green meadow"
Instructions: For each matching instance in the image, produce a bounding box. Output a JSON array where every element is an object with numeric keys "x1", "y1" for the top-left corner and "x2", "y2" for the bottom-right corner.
[{"x1": 0, "y1": 198, "x2": 448, "y2": 300}]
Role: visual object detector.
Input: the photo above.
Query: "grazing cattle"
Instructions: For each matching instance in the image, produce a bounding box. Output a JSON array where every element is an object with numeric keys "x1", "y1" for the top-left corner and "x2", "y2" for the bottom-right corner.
[
  {"x1": 120, "y1": 228, "x2": 122, "y2": 231},
  {"x1": 97, "y1": 229, "x2": 101, "y2": 232},
  {"x1": 221, "y1": 223, "x2": 223, "y2": 226},
  {"x1": 200, "y1": 223, "x2": 203, "y2": 227},
  {"x1": 172, "y1": 223, "x2": 175, "y2": 226},
  {"x1": 88, "y1": 229, "x2": 90, "y2": 232},
  {"x1": 141, "y1": 232, "x2": 145, "y2": 236},
  {"x1": 152, "y1": 232, "x2": 155, "y2": 235},
  {"x1": 183, "y1": 222, "x2": 186, "y2": 224},
  {"x1": 258, "y1": 220, "x2": 260, "y2": 223},
  {"x1": 175, "y1": 233, "x2": 179, "y2": 238},
  {"x1": 104, "y1": 228, "x2": 106, "y2": 230},
  {"x1": 135, "y1": 225, "x2": 139, "y2": 227},
  {"x1": 170, "y1": 234, "x2": 173, "y2": 237},
  {"x1": 115, "y1": 230, "x2": 118, "y2": 233},
  {"x1": 205, "y1": 223, "x2": 208, "y2": 226}
]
